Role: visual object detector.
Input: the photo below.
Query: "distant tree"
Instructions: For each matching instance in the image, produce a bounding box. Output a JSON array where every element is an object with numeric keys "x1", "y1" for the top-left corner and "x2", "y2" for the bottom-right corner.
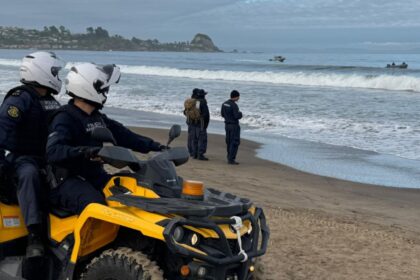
[
  {"x1": 49, "y1": 25, "x2": 59, "y2": 34},
  {"x1": 94, "y1": 27, "x2": 109, "y2": 38},
  {"x1": 86, "y1": 27, "x2": 94, "y2": 35},
  {"x1": 59, "y1": 25, "x2": 66, "y2": 34}
]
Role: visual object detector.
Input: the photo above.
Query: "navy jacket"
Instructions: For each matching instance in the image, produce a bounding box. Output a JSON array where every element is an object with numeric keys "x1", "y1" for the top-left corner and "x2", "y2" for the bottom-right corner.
[
  {"x1": 47, "y1": 100, "x2": 161, "y2": 182},
  {"x1": 221, "y1": 99, "x2": 242, "y2": 125},
  {"x1": 198, "y1": 98, "x2": 210, "y2": 129},
  {"x1": 0, "y1": 85, "x2": 60, "y2": 157}
]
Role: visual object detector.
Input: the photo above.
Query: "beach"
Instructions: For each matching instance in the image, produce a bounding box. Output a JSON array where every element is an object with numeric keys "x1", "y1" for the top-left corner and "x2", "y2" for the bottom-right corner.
[
  {"x1": 132, "y1": 126, "x2": 420, "y2": 280},
  {"x1": 1, "y1": 49, "x2": 420, "y2": 279}
]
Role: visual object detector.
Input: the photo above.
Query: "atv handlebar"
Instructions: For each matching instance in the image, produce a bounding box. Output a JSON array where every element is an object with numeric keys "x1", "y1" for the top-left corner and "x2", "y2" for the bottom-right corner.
[{"x1": 97, "y1": 146, "x2": 189, "y2": 170}]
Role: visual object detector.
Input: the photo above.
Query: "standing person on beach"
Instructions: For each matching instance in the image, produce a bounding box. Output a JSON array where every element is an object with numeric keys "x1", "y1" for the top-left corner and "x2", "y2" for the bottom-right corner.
[
  {"x1": 47, "y1": 63, "x2": 164, "y2": 215},
  {"x1": 0, "y1": 51, "x2": 64, "y2": 258},
  {"x1": 184, "y1": 88, "x2": 210, "y2": 160},
  {"x1": 221, "y1": 90, "x2": 242, "y2": 165}
]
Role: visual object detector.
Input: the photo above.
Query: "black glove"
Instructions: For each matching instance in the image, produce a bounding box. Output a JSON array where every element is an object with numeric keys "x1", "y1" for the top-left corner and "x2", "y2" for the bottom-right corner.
[
  {"x1": 0, "y1": 158, "x2": 9, "y2": 183},
  {"x1": 150, "y1": 142, "x2": 166, "y2": 152},
  {"x1": 0, "y1": 161, "x2": 6, "y2": 178},
  {"x1": 79, "y1": 146, "x2": 101, "y2": 159}
]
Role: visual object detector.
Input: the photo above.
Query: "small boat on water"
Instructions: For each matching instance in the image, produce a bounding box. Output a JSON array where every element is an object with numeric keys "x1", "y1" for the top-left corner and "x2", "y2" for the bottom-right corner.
[
  {"x1": 386, "y1": 62, "x2": 408, "y2": 69},
  {"x1": 269, "y1": 55, "x2": 286, "y2": 62}
]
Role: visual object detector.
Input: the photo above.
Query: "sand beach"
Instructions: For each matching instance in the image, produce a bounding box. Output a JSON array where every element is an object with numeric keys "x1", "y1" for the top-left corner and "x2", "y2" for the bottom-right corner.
[{"x1": 132, "y1": 127, "x2": 420, "y2": 280}]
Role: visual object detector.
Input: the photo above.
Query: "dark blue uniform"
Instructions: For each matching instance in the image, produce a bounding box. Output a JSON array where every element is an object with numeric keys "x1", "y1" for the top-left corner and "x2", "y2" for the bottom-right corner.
[
  {"x1": 0, "y1": 85, "x2": 60, "y2": 226},
  {"x1": 186, "y1": 98, "x2": 210, "y2": 158},
  {"x1": 221, "y1": 99, "x2": 242, "y2": 163},
  {"x1": 47, "y1": 100, "x2": 162, "y2": 214}
]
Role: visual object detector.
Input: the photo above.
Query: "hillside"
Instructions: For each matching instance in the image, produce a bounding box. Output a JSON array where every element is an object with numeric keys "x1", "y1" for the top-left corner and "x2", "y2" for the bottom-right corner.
[{"x1": 0, "y1": 26, "x2": 221, "y2": 52}]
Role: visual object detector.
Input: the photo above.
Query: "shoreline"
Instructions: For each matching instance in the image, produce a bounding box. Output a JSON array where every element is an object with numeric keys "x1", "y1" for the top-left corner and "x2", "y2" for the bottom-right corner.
[
  {"x1": 131, "y1": 126, "x2": 420, "y2": 279},
  {"x1": 134, "y1": 126, "x2": 420, "y2": 233},
  {"x1": 104, "y1": 106, "x2": 420, "y2": 189}
]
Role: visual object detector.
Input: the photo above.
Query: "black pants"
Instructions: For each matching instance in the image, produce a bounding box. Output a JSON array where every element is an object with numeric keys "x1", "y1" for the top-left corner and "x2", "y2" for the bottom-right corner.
[
  {"x1": 12, "y1": 156, "x2": 45, "y2": 227},
  {"x1": 225, "y1": 124, "x2": 241, "y2": 162},
  {"x1": 187, "y1": 125, "x2": 207, "y2": 157},
  {"x1": 49, "y1": 172, "x2": 110, "y2": 215}
]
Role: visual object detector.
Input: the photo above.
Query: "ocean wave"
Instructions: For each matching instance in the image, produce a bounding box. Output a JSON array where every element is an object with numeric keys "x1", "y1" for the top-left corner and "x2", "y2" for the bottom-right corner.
[
  {"x1": 0, "y1": 59, "x2": 21, "y2": 67},
  {"x1": 120, "y1": 65, "x2": 420, "y2": 92},
  {"x1": 3, "y1": 58, "x2": 419, "y2": 92}
]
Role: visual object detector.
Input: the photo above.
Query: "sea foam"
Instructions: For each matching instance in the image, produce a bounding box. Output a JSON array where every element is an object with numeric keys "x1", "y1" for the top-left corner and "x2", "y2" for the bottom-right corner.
[{"x1": 120, "y1": 65, "x2": 420, "y2": 92}]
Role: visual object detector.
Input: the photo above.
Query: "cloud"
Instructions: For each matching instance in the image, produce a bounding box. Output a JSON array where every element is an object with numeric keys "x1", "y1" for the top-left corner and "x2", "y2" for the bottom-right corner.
[{"x1": 166, "y1": 0, "x2": 420, "y2": 30}]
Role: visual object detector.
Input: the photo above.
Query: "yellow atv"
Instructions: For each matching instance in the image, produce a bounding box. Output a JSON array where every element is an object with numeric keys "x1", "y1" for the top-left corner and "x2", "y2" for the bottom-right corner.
[{"x1": 0, "y1": 125, "x2": 269, "y2": 280}]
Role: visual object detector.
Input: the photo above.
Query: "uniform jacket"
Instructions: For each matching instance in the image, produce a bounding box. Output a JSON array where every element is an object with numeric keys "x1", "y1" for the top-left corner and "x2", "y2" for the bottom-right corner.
[
  {"x1": 0, "y1": 85, "x2": 60, "y2": 157},
  {"x1": 221, "y1": 99, "x2": 242, "y2": 125},
  {"x1": 47, "y1": 100, "x2": 161, "y2": 182}
]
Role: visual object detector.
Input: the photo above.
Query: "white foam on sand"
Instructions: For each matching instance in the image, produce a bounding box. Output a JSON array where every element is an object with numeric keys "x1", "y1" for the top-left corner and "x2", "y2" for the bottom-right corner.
[{"x1": 251, "y1": 133, "x2": 420, "y2": 189}]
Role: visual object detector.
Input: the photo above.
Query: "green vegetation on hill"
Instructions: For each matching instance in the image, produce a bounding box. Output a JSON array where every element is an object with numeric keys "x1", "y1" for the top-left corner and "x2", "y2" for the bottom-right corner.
[{"x1": 0, "y1": 26, "x2": 221, "y2": 52}]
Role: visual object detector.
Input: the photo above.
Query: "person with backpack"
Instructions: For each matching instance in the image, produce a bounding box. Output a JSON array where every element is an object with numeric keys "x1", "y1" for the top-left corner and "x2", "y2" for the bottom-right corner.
[
  {"x1": 221, "y1": 90, "x2": 242, "y2": 165},
  {"x1": 184, "y1": 88, "x2": 210, "y2": 160},
  {"x1": 0, "y1": 51, "x2": 64, "y2": 257}
]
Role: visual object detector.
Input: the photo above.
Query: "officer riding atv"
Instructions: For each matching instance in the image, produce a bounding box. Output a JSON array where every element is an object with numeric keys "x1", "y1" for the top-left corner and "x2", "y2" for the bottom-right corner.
[
  {"x1": 0, "y1": 57, "x2": 269, "y2": 280},
  {"x1": 1, "y1": 124, "x2": 269, "y2": 279}
]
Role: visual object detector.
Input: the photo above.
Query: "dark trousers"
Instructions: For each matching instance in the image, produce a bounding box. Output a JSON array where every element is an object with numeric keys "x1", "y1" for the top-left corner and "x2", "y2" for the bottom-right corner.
[
  {"x1": 225, "y1": 124, "x2": 241, "y2": 162},
  {"x1": 187, "y1": 125, "x2": 207, "y2": 157},
  {"x1": 12, "y1": 156, "x2": 45, "y2": 227},
  {"x1": 49, "y1": 172, "x2": 110, "y2": 215}
]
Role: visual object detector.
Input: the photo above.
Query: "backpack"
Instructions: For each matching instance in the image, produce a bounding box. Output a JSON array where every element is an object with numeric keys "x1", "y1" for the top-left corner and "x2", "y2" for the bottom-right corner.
[{"x1": 184, "y1": 98, "x2": 201, "y2": 123}]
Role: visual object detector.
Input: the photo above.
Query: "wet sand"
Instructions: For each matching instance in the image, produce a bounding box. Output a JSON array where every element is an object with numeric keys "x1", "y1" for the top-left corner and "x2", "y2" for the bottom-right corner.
[{"x1": 132, "y1": 127, "x2": 420, "y2": 279}]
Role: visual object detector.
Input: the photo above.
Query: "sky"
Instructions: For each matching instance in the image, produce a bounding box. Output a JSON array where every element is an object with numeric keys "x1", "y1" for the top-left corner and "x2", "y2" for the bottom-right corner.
[{"x1": 1, "y1": 0, "x2": 420, "y2": 52}]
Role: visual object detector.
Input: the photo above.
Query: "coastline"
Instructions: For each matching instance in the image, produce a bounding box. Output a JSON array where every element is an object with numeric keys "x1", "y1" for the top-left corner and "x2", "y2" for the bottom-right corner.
[
  {"x1": 131, "y1": 126, "x2": 420, "y2": 279},
  {"x1": 104, "y1": 106, "x2": 420, "y2": 189}
]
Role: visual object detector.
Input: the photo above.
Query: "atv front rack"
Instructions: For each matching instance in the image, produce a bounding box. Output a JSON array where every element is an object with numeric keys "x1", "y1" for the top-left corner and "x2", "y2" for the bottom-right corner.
[
  {"x1": 162, "y1": 207, "x2": 269, "y2": 265},
  {"x1": 108, "y1": 188, "x2": 252, "y2": 218}
]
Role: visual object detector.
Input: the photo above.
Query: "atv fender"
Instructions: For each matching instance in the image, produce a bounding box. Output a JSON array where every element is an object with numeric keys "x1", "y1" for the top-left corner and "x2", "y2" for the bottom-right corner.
[{"x1": 69, "y1": 203, "x2": 166, "y2": 264}]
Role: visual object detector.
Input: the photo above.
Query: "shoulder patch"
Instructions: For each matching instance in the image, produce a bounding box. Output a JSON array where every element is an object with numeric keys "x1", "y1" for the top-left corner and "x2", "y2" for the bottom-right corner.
[
  {"x1": 7, "y1": 106, "x2": 20, "y2": 118},
  {"x1": 11, "y1": 90, "x2": 22, "y2": 97}
]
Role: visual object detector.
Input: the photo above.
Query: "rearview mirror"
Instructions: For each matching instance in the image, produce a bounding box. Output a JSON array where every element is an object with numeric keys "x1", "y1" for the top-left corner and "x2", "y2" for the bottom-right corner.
[
  {"x1": 167, "y1": 125, "x2": 181, "y2": 147},
  {"x1": 91, "y1": 127, "x2": 117, "y2": 145}
]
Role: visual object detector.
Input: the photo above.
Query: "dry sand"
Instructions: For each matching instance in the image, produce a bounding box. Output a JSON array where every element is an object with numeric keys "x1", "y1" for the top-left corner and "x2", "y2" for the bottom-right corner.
[{"x1": 132, "y1": 127, "x2": 420, "y2": 280}]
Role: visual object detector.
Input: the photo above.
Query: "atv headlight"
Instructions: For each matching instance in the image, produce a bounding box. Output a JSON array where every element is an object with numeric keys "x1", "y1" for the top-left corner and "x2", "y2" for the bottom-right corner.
[
  {"x1": 173, "y1": 226, "x2": 185, "y2": 242},
  {"x1": 190, "y1": 233, "x2": 200, "y2": 246}
]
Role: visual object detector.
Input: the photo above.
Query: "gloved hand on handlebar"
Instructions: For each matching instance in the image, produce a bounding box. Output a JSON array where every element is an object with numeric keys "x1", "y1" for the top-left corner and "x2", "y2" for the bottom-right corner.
[
  {"x1": 0, "y1": 160, "x2": 6, "y2": 179},
  {"x1": 0, "y1": 153, "x2": 9, "y2": 182},
  {"x1": 79, "y1": 146, "x2": 101, "y2": 159},
  {"x1": 150, "y1": 142, "x2": 167, "y2": 152}
]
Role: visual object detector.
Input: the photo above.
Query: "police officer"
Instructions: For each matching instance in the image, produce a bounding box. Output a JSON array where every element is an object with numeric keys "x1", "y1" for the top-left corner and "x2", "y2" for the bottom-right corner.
[
  {"x1": 221, "y1": 90, "x2": 242, "y2": 165},
  {"x1": 0, "y1": 51, "x2": 64, "y2": 257},
  {"x1": 47, "y1": 63, "x2": 164, "y2": 215},
  {"x1": 185, "y1": 88, "x2": 210, "y2": 160}
]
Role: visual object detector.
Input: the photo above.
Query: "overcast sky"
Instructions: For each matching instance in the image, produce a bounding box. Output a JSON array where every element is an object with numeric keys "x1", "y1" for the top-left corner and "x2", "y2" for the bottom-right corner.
[{"x1": 1, "y1": 0, "x2": 420, "y2": 51}]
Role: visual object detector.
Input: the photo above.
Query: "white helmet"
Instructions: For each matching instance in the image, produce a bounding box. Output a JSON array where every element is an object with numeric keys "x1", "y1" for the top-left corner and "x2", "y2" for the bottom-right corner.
[
  {"x1": 65, "y1": 63, "x2": 121, "y2": 107},
  {"x1": 20, "y1": 51, "x2": 65, "y2": 94}
]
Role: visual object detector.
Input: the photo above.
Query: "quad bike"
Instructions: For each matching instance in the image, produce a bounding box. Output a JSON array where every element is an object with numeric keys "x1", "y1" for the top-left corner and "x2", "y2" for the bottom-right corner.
[{"x1": 0, "y1": 125, "x2": 269, "y2": 280}]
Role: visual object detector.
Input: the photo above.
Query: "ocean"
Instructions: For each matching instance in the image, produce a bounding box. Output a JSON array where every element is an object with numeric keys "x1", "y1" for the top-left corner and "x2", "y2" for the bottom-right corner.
[{"x1": 1, "y1": 49, "x2": 420, "y2": 188}]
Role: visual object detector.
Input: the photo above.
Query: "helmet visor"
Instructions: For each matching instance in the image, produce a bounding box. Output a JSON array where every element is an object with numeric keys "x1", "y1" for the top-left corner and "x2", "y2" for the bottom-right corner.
[
  {"x1": 51, "y1": 66, "x2": 62, "y2": 77},
  {"x1": 101, "y1": 64, "x2": 121, "y2": 89}
]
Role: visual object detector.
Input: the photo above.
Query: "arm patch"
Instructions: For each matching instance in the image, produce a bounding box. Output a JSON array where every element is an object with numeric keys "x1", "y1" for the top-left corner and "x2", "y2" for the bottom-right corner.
[{"x1": 7, "y1": 106, "x2": 21, "y2": 118}]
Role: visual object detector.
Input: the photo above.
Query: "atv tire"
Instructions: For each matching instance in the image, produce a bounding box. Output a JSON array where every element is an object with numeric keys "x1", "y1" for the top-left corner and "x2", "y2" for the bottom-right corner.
[{"x1": 81, "y1": 247, "x2": 164, "y2": 280}]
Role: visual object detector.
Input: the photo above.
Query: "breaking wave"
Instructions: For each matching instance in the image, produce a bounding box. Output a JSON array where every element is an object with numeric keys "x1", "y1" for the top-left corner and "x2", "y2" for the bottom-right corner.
[
  {"x1": 2, "y1": 58, "x2": 420, "y2": 92},
  {"x1": 120, "y1": 65, "x2": 420, "y2": 92}
]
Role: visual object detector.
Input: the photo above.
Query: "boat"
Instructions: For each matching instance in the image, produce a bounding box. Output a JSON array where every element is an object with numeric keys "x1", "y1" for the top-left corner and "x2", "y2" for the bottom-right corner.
[
  {"x1": 386, "y1": 62, "x2": 408, "y2": 69},
  {"x1": 269, "y1": 55, "x2": 286, "y2": 62}
]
